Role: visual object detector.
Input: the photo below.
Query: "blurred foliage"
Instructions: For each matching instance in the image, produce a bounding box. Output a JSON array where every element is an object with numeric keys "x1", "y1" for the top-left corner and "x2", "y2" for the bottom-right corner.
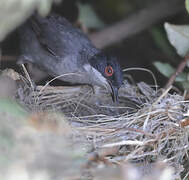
[
  {"x1": 92, "y1": 0, "x2": 157, "y2": 23},
  {"x1": 154, "y1": 0, "x2": 189, "y2": 89},
  {"x1": 0, "y1": 98, "x2": 28, "y2": 118},
  {"x1": 0, "y1": 108, "x2": 86, "y2": 179},
  {"x1": 92, "y1": 0, "x2": 134, "y2": 23},
  {"x1": 0, "y1": 0, "x2": 60, "y2": 41},
  {"x1": 164, "y1": 23, "x2": 189, "y2": 57},
  {"x1": 0, "y1": 98, "x2": 29, "y2": 173},
  {"x1": 78, "y1": 2, "x2": 105, "y2": 28},
  {"x1": 155, "y1": 21, "x2": 189, "y2": 89},
  {"x1": 149, "y1": 27, "x2": 175, "y2": 59},
  {"x1": 185, "y1": 0, "x2": 189, "y2": 13},
  {"x1": 154, "y1": 62, "x2": 188, "y2": 82}
]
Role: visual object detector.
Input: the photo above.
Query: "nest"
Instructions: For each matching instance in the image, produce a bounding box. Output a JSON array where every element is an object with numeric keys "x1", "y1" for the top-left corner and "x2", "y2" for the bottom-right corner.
[{"x1": 12, "y1": 69, "x2": 189, "y2": 178}]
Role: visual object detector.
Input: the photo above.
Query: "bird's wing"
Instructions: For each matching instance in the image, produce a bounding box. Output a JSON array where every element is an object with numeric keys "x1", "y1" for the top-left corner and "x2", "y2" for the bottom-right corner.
[{"x1": 31, "y1": 14, "x2": 94, "y2": 58}]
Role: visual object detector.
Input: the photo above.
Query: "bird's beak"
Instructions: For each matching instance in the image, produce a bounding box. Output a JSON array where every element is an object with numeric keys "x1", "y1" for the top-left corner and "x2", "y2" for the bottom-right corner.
[{"x1": 109, "y1": 82, "x2": 118, "y2": 103}]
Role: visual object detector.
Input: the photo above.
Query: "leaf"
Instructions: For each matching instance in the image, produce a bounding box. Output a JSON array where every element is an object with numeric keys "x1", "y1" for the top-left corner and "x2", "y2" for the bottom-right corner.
[
  {"x1": 154, "y1": 62, "x2": 188, "y2": 82},
  {"x1": 78, "y1": 2, "x2": 105, "y2": 28},
  {"x1": 0, "y1": 0, "x2": 57, "y2": 41},
  {"x1": 181, "y1": 81, "x2": 189, "y2": 89},
  {"x1": 186, "y1": 0, "x2": 189, "y2": 14},
  {"x1": 164, "y1": 22, "x2": 189, "y2": 57},
  {"x1": 37, "y1": 0, "x2": 53, "y2": 17},
  {"x1": 150, "y1": 27, "x2": 175, "y2": 58},
  {"x1": 0, "y1": 98, "x2": 28, "y2": 118}
]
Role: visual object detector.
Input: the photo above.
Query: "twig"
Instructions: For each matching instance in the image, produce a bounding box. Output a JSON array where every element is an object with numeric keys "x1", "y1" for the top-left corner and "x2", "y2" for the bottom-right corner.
[
  {"x1": 153, "y1": 86, "x2": 172, "y2": 105},
  {"x1": 90, "y1": 0, "x2": 184, "y2": 48},
  {"x1": 103, "y1": 140, "x2": 144, "y2": 148},
  {"x1": 165, "y1": 52, "x2": 189, "y2": 89},
  {"x1": 1, "y1": 55, "x2": 17, "y2": 62},
  {"x1": 0, "y1": 45, "x2": 1, "y2": 67}
]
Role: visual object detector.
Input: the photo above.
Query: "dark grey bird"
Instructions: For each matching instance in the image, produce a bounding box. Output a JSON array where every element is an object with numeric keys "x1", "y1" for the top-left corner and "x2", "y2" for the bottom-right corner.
[{"x1": 18, "y1": 14, "x2": 123, "y2": 102}]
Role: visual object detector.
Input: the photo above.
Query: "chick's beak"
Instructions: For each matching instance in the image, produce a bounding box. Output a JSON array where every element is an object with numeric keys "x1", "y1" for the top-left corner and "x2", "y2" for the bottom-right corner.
[{"x1": 109, "y1": 83, "x2": 118, "y2": 102}]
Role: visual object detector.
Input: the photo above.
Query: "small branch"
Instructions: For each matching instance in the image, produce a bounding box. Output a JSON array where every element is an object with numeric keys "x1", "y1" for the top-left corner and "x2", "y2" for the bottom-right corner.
[
  {"x1": 165, "y1": 53, "x2": 189, "y2": 89},
  {"x1": 90, "y1": 0, "x2": 184, "y2": 49},
  {"x1": 0, "y1": 45, "x2": 1, "y2": 67},
  {"x1": 1, "y1": 55, "x2": 17, "y2": 62}
]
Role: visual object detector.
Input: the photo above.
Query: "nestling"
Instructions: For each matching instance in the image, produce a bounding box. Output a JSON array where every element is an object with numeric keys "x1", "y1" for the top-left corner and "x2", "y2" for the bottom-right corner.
[{"x1": 18, "y1": 13, "x2": 123, "y2": 102}]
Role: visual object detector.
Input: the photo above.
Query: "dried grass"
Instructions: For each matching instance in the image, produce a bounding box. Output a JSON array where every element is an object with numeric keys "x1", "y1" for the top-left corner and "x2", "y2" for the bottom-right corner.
[{"x1": 16, "y1": 74, "x2": 189, "y2": 178}]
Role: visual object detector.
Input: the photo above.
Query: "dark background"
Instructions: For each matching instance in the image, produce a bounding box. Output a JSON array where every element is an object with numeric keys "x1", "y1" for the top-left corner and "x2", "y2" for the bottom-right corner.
[{"x1": 1, "y1": 0, "x2": 187, "y2": 87}]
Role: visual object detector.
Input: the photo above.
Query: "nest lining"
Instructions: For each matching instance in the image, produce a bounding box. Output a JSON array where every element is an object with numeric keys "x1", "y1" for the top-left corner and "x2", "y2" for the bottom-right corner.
[{"x1": 14, "y1": 72, "x2": 189, "y2": 178}]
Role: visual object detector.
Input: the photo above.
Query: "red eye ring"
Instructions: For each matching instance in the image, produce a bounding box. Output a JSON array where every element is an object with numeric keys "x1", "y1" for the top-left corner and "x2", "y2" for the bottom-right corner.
[{"x1": 105, "y1": 65, "x2": 114, "y2": 76}]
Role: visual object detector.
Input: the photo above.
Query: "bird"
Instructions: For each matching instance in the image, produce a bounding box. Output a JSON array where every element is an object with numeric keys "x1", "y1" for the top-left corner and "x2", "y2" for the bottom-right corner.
[{"x1": 18, "y1": 13, "x2": 123, "y2": 102}]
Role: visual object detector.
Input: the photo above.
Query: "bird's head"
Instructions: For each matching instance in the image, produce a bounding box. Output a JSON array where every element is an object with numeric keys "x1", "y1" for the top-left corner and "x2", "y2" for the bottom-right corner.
[{"x1": 85, "y1": 53, "x2": 123, "y2": 102}]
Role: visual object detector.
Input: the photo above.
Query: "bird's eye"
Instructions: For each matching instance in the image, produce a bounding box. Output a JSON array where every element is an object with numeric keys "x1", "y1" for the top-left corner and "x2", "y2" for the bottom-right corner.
[{"x1": 105, "y1": 65, "x2": 114, "y2": 76}]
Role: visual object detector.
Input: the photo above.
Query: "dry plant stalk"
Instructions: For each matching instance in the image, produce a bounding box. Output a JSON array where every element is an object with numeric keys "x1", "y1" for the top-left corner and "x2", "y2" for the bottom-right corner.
[{"x1": 17, "y1": 75, "x2": 189, "y2": 178}]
